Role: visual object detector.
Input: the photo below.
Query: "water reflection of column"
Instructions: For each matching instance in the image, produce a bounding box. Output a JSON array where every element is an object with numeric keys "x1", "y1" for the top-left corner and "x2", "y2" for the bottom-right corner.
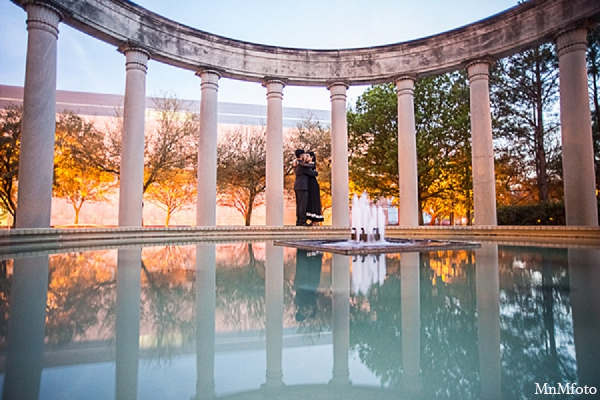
[
  {"x1": 2, "y1": 256, "x2": 49, "y2": 400},
  {"x1": 330, "y1": 254, "x2": 351, "y2": 385},
  {"x1": 568, "y1": 249, "x2": 600, "y2": 390},
  {"x1": 116, "y1": 248, "x2": 142, "y2": 400},
  {"x1": 476, "y1": 243, "x2": 501, "y2": 400},
  {"x1": 264, "y1": 242, "x2": 284, "y2": 388},
  {"x1": 400, "y1": 252, "x2": 421, "y2": 394},
  {"x1": 195, "y1": 244, "x2": 216, "y2": 399}
]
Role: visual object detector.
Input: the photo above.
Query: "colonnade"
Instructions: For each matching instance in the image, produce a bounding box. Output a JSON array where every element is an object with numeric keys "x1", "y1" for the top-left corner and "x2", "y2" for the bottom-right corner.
[{"x1": 13, "y1": 2, "x2": 598, "y2": 229}]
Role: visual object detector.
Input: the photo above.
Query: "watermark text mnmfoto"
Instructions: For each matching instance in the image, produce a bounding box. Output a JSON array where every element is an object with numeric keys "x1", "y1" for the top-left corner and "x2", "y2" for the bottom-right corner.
[{"x1": 535, "y1": 383, "x2": 597, "y2": 395}]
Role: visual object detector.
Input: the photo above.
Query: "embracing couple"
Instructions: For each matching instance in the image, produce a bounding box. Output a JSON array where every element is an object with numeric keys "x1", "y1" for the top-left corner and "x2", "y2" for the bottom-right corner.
[{"x1": 293, "y1": 149, "x2": 324, "y2": 226}]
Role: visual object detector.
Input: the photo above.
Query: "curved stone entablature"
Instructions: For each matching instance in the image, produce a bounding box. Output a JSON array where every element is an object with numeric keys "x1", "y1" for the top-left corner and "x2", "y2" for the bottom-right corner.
[{"x1": 10, "y1": 0, "x2": 600, "y2": 86}]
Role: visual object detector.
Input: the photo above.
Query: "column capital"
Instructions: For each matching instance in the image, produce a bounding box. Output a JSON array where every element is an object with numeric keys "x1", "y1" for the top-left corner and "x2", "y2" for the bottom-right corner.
[
  {"x1": 263, "y1": 78, "x2": 286, "y2": 100},
  {"x1": 24, "y1": 1, "x2": 63, "y2": 38},
  {"x1": 118, "y1": 44, "x2": 150, "y2": 73},
  {"x1": 466, "y1": 58, "x2": 493, "y2": 83},
  {"x1": 195, "y1": 68, "x2": 222, "y2": 78},
  {"x1": 262, "y1": 77, "x2": 287, "y2": 87},
  {"x1": 395, "y1": 75, "x2": 416, "y2": 96},
  {"x1": 327, "y1": 82, "x2": 349, "y2": 101},
  {"x1": 196, "y1": 69, "x2": 221, "y2": 90},
  {"x1": 118, "y1": 42, "x2": 151, "y2": 57},
  {"x1": 555, "y1": 26, "x2": 589, "y2": 58}
]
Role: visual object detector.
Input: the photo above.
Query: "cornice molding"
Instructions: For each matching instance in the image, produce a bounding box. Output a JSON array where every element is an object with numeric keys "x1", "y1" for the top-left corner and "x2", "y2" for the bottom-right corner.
[{"x1": 10, "y1": 0, "x2": 600, "y2": 86}]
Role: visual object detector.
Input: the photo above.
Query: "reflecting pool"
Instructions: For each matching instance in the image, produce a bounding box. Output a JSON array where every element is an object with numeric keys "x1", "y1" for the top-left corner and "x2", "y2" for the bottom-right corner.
[{"x1": 0, "y1": 241, "x2": 599, "y2": 399}]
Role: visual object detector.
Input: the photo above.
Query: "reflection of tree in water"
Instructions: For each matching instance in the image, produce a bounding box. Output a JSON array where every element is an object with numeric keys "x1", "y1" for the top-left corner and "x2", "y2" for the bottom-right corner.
[
  {"x1": 140, "y1": 245, "x2": 196, "y2": 357},
  {"x1": 0, "y1": 259, "x2": 13, "y2": 345},
  {"x1": 215, "y1": 243, "x2": 267, "y2": 330},
  {"x1": 498, "y1": 247, "x2": 577, "y2": 398},
  {"x1": 214, "y1": 244, "x2": 332, "y2": 334},
  {"x1": 420, "y1": 251, "x2": 479, "y2": 399},
  {"x1": 46, "y1": 251, "x2": 116, "y2": 345},
  {"x1": 349, "y1": 252, "x2": 480, "y2": 398},
  {"x1": 349, "y1": 272, "x2": 403, "y2": 387}
]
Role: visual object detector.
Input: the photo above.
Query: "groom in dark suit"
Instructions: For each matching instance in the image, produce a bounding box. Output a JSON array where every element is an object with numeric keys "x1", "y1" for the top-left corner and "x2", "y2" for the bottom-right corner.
[{"x1": 294, "y1": 149, "x2": 318, "y2": 226}]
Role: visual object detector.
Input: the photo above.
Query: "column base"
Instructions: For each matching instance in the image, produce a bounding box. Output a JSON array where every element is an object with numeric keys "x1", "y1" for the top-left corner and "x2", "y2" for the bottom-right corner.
[
  {"x1": 329, "y1": 374, "x2": 352, "y2": 386},
  {"x1": 400, "y1": 372, "x2": 422, "y2": 397},
  {"x1": 261, "y1": 380, "x2": 285, "y2": 390}
]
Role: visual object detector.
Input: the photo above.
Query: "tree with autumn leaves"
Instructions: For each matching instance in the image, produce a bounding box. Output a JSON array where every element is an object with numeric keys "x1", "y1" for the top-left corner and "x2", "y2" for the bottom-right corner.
[
  {"x1": 0, "y1": 104, "x2": 21, "y2": 226},
  {"x1": 53, "y1": 111, "x2": 117, "y2": 224},
  {"x1": 0, "y1": 94, "x2": 199, "y2": 226},
  {"x1": 145, "y1": 169, "x2": 196, "y2": 226},
  {"x1": 142, "y1": 95, "x2": 198, "y2": 225},
  {"x1": 346, "y1": 39, "x2": 599, "y2": 225},
  {"x1": 1, "y1": 97, "x2": 330, "y2": 227},
  {"x1": 54, "y1": 94, "x2": 199, "y2": 225},
  {"x1": 216, "y1": 126, "x2": 267, "y2": 226},
  {"x1": 347, "y1": 73, "x2": 473, "y2": 225}
]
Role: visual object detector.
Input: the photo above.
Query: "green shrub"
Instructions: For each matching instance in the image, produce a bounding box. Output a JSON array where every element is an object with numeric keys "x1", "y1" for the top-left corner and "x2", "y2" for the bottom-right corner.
[
  {"x1": 497, "y1": 201, "x2": 566, "y2": 225},
  {"x1": 497, "y1": 200, "x2": 600, "y2": 225}
]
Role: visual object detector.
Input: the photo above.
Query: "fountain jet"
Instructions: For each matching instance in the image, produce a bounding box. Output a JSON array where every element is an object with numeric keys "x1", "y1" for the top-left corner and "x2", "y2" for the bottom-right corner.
[{"x1": 351, "y1": 193, "x2": 386, "y2": 244}]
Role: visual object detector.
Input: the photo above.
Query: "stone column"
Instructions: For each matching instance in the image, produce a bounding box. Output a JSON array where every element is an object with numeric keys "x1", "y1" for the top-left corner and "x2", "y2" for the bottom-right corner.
[
  {"x1": 400, "y1": 252, "x2": 422, "y2": 395},
  {"x1": 476, "y1": 243, "x2": 502, "y2": 400},
  {"x1": 196, "y1": 70, "x2": 221, "y2": 226},
  {"x1": 264, "y1": 242, "x2": 284, "y2": 388},
  {"x1": 467, "y1": 60, "x2": 497, "y2": 226},
  {"x1": 115, "y1": 248, "x2": 142, "y2": 400},
  {"x1": 555, "y1": 28, "x2": 599, "y2": 226},
  {"x1": 118, "y1": 45, "x2": 150, "y2": 227},
  {"x1": 16, "y1": 3, "x2": 62, "y2": 228},
  {"x1": 263, "y1": 79, "x2": 285, "y2": 226},
  {"x1": 328, "y1": 82, "x2": 350, "y2": 226},
  {"x1": 395, "y1": 77, "x2": 419, "y2": 226},
  {"x1": 2, "y1": 256, "x2": 49, "y2": 400},
  {"x1": 195, "y1": 244, "x2": 216, "y2": 400},
  {"x1": 330, "y1": 254, "x2": 351, "y2": 385}
]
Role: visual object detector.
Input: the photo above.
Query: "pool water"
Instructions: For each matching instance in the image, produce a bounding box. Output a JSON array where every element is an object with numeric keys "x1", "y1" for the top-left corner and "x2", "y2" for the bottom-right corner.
[{"x1": 0, "y1": 241, "x2": 598, "y2": 399}]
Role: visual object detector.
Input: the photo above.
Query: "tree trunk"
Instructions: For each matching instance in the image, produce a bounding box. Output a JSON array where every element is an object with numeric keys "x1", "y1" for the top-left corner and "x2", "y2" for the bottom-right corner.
[
  {"x1": 165, "y1": 211, "x2": 171, "y2": 227},
  {"x1": 542, "y1": 262, "x2": 559, "y2": 381},
  {"x1": 244, "y1": 193, "x2": 255, "y2": 226},
  {"x1": 248, "y1": 243, "x2": 255, "y2": 267},
  {"x1": 535, "y1": 121, "x2": 549, "y2": 201},
  {"x1": 417, "y1": 194, "x2": 424, "y2": 225},
  {"x1": 0, "y1": 260, "x2": 7, "y2": 279},
  {"x1": 244, "y1": 207, "x2": 253, "y2": 226},
  {"x1": 464, "y1": 161, "x2": 473, "y2": 226},
  {"x1": 74, "y1": 204, "x2": 82, "y2": 225},
  {"x1": 7, "y1": 189, "x2": 17, "y2": 227},
  {"x1": 534, "y1": 60, "x2": 549, "y2": 202},
  {"x1": 428, "y1": 211, "x2": 440, "y2": 226}
]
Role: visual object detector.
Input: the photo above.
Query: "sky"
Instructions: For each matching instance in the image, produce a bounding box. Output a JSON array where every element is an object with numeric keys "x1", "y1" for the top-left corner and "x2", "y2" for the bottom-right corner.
[{"x1": 0, "y1": 0, "x2": 518, "y2": 111}]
